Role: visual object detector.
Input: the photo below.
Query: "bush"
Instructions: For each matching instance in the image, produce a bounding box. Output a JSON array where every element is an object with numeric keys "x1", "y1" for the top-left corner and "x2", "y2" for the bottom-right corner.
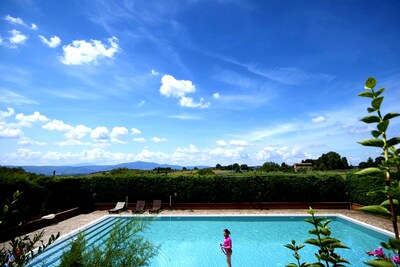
[{"x1": 59, "y1": 218, "x2": 158, "y2": 267}]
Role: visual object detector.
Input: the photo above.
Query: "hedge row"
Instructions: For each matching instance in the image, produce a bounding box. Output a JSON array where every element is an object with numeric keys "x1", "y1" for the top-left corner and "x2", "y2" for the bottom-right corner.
[
  {"x1": 84, "y1": 172, "x2": 349, "y2": 203},
  {"x1": 1, "y1": 168, "x2": 397, "y2": 226}
]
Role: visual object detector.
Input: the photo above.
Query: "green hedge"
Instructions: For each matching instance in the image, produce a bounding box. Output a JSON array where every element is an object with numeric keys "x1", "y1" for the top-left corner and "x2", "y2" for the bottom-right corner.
[
  {"x1": 83, "y1": 172, "x2": 348, "y2": 203},
  {"x1": 3, "y1": 166, "x2": 398, "y2": 227},
  {"x1": 347, "y1": 171, "x2": 400, "y2": 206}
]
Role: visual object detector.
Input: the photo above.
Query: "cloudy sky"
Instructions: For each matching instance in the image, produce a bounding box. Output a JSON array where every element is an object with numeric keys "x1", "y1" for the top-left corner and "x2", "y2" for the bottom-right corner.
[{"x1": 0, "y1": 0, "x2": 399, "y2": 167}]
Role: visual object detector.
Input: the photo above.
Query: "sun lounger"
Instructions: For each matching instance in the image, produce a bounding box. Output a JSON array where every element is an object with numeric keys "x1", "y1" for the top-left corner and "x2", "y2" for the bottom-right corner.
[
  {"x1": 108, "y1": 201, "x2": 125, "y2": 214},
  {"x1": 149, "y1": 200, "x2": 162, "y2": 213},
  {"x1": 132, "y1": 200, "x2": 146, "y2": 214}
]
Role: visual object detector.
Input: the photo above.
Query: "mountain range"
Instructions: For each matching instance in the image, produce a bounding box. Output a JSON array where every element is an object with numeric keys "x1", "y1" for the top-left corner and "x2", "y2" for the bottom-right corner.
[{"x1": 7, "y1": 161, "x2": 208, "y2": 176}]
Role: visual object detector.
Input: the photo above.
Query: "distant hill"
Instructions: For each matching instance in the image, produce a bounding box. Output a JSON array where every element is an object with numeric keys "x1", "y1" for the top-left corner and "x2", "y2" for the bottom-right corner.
[{"x1": 5, "y1": 161, "x2": 209, "y2": 176}]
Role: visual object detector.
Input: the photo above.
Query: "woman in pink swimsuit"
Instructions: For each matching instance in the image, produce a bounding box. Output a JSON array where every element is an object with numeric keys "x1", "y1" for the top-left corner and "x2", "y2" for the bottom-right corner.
[{"x1": 220, "y1": 229, "x2": 232, "y2": 267}]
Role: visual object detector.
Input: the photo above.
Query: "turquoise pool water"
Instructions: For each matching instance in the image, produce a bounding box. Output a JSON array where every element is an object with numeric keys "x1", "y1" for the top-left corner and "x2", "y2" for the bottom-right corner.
[{"x1": 28, "y1": 215, "x2": 392, "y2": 266}]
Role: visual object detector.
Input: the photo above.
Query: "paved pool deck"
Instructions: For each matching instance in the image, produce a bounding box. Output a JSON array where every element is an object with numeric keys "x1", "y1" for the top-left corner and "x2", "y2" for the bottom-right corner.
[{"x1": 29, "y1": 208, "x2": 394, "y2": 243}]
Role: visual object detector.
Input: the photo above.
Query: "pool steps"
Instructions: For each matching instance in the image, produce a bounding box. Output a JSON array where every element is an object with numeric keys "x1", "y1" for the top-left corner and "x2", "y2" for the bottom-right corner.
[{"x1": 27, "y1": 216, "x2": 128, "y2": 267}]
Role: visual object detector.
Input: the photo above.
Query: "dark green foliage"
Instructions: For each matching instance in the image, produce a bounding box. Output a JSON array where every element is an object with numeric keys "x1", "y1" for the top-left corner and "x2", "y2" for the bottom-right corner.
[
  {"x1": 1, "y1": 167, "x2": 352, "y2": 215},
  {"x1": 285, "y1": 208, "x2": 350, "y2": 267},
  {"x1": 347, "y1": 172, "x2": 389, "y2": 206},
  {"x1": 85, "y1": 172, "x2": 348, "y2": 203},
  {"x1": 1, "y1": 191, "x2": 59, "y2": 267},
  {"x1": 314, "y1": 152, "x2": 350, "y2": 170},
  {"x1": 59, "y1": 233, "x2": 87, "y2": 267},
  {"x1": 197, "y1": 168, "x2": 214, "y2": 175}
]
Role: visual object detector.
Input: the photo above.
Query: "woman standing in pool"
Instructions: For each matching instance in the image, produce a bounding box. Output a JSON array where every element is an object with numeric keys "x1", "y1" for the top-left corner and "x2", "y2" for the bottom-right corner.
[{"x1": 220, "y1": 229, "x2": 232, "y2": 267}]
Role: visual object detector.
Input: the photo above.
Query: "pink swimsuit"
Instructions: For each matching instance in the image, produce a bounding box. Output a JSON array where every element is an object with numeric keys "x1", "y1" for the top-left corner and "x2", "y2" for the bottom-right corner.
[{"x1": 223, "y1": 236, "x2": 232, "y2": 253}]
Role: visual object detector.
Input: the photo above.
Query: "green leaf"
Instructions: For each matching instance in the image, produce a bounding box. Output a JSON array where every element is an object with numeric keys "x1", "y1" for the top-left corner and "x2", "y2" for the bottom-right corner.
[
  {"x1": 388, "y1": 237, "x2": 400, "y2": 250},
  {"x1": 365, "y1": 77, "x2": 377, "y2": 90},
  {"x1": 358, "y1": 139, "x2": 384, "y2": 147},
  {"x1": 372, "y1": 97, "x2": 384, "y2": 110},
  {"x1": 358, "y1": 91, "x2": 374, "y2": 98},
  {"x1": 368, "y1": 107, "x2": 377, "y2": 113},
  {"x1": 284, "y1": 244, "x2": 295, "y2": 250},
  {"x1": 387, "y1": 137, "x2": 400, "y2": 147},
  {"x1": 358, "y1": 205, "x2": 391, "y2": 217},
  {"x1": 285, "y1": 264, "x2": 299, "y2": 267},
  {"x1": 304, "y1": 238, "x2": 321, "y2": 246},
  {"x1": 371, "y1": 130, "x2": 381, "y2": 138},
  {"x1": 3, "y1": 204, "x2": 9, "y2": 215},
  {"x1": 361, "y1": 115, "x2": 381, "y2": 124},
  {"x1": 355, "y1": 167, "x2": 382, "y2": 175},
  {"x1": 375, "y1": 87, "x2": 385, "y2": 97},
  {"x1": 377, "y1": 120, "x2": 389, "y2": 133},
  {"x1": 308, "y1": 264, "x2": 325, "y2": 267},
  {"x1": 383, "y1": 112, "x2": 400, "y2": 121},
  {"x1": 364, "y1": 258, "x2": 396, "y2": 267},
  {"x1": 381, "y1": 199, "x2": 399, "y2": 207}
]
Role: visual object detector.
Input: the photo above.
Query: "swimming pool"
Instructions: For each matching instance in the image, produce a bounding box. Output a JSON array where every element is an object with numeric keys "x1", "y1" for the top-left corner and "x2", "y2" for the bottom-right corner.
[{"x1": 28, "y1": 215, "x2": 392, "y2": 266}]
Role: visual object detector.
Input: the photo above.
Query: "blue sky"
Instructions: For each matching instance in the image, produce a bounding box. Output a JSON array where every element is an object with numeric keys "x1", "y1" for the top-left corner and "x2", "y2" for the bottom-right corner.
[{"x1": 0, "y1": 0, "x2": 399, "y2": 167}]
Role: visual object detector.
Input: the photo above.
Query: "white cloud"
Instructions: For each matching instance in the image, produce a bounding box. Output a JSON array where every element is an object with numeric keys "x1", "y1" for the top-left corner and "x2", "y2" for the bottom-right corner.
[
  {"x1": 0, "y1": 107, "x2": 15, "y2": 119},
  {"x1": 131, "y1": 128, "x2": 142, "y2": 135},
  {"x1": 151, "y1": 69, "x2": 160, "y2": 76},
  {"x1": 57, "y1": 139, "x2": 86, "y2": 146},
  {"x1": 160, "y1": 75, "x2": 195, "y2": 98},
  {"x1": 255, "y1": 146, "x2": 312, "y2": 163},
  {"x1": 167, "y1": 114, "x2": 201, "y2": 120},
  {"x1": 209, "y1": 146, "x2": 245, "y2": 159},
  {"x1": 179, "y1": 96, "x2": 210, "y2": 108},
  {"x1": 111, "y1": 126, "x2": 128, "y2": 137},
  {"x1": 0, "y1": 89, "x2": 37, "y2": 104},
  {"x1": 0, "y1": 122, "x2": 23, "y2": 138},
  {"x1": 15, "y1": 111, "x2": 49, "y2": 126},
  {"x1": 173, "y1": 145, "x2": 200, "y2": 161},
  {"x1": 312, "y1": 115, "x2": 326, "y2": 123},
  {"x1": 134, "y1": 148, "x2": 169, "y2": 162},
  {"x1": 31, "y1": 24, "x2": 38, "y2": 30},
  {"x1": 9, "y1": 29, "x2": 28, "y2": 45},
  {"x1": 152, "y1": 137, "x2": 166, "y2": 143},
  {"x1": 213, "y1": 93, "x2": 220, "y2": 99},
  {"x1": 39, "y1": 35, "x2": 61, "y2": 48},
  {"x1": 217, "y1": 140, "x2": 227, "y2": 146},
  {"x1": 64, "y1": 125, "x2": 92, "y2": 139},
  {"x1": 110, "y1": 126, "x2": 128, "y2": 143},
  {"x1": 4, "y1": 15, "x2": 26, "y2": 27},
  {"x1": 137, "y1": 100, "x2": 145, "y2": 107},
  {"x1": 160, "y1": 74, "x2": 210, "y2": 108},
  {"x1": 256, "y1": 150, "x2": 271, "y2": 161},
  {"x1": 133, "y1": 137, "x2": 146, "y2": 142},
  {"x1": 230, "y1": 139, "x2": 249, "y2": 146},
  {"x1": 90, "y1": 126, "x2": 110, "y2": 142},
  {"x1": 43, "y1": 119, "x2": 73, "y2": 131},
  {"x1": 17, "y1": 137, "x2": 46, "y2": 146},
  {"x1": 60, "y1": 37, "x2": 119, "y2": 65},
  {"x1": 176, "y1": 144, "x2": 199, "y2": 153}
]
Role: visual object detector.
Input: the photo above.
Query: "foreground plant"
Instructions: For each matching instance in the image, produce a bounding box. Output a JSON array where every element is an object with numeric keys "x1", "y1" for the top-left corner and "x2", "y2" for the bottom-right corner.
[
  {"x1": 356, "y1": 77, "x2": 400, "y2": 237},
  {"x1": 0, "y1": 191, "x2": 59, "y2": 267},
  {"x1": 365, "y1": 241, "x2": 400, "y2": 267},
  {"x1": 356, "y1": 77, "x2": 400, "y2": 267},
  {"x1": 59, "y1": 217, "x2": 159, "y2": 267},
  {"x1": 285, "y1": 207, "x2": 349, "y2": 267}
]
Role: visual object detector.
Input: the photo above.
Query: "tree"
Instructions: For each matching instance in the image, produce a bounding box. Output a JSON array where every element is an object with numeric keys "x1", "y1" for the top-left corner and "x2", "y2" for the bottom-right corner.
[
  {"x1": 280, "y1": 162, "x2": 293, "y2": 172},
  {"x1": 261, "y1": 162, "x2": 280, "y2": 172},
  {"x1": 315, "y1": 152, "x2": 349, "y2": 170},
  {"x1": 240, "y1": 164, "x2": 249, "y2": 171}
]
